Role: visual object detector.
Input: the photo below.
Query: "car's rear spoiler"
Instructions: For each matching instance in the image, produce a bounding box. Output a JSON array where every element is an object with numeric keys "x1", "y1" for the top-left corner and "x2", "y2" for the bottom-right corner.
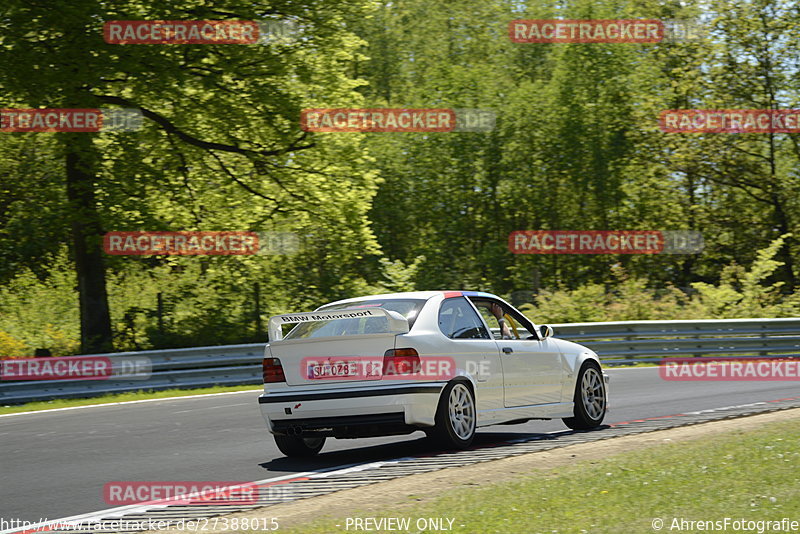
[{"x1": 268, "y1": 308, "x2": 410, "y2": 341}]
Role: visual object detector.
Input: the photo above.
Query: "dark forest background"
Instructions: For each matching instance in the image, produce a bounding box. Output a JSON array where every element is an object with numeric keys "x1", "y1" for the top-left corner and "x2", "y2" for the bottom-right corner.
[{"x1": 1, "y1": 0, "x2": 798, "y2": 356}]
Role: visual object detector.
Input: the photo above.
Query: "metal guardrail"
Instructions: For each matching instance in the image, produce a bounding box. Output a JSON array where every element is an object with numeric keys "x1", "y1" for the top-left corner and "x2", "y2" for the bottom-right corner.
[
  {"x1": 0, "y1": 343, "x2": 266, "y2": 405},
  {"x1": 2, "y1": 318, "x2": 798, "y2": 405},
  {"x1": 550, "y1": 317, "x2": 800, "y2": 364}
]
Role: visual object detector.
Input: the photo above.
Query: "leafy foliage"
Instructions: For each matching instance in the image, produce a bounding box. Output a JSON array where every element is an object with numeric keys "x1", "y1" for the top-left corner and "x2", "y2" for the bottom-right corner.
[
  {"x1": 521, "y1": 236, "x2": 800, "y2": 324},
  {"x1": 0, "y1": 0, "x2": 799, "y2": 353}
]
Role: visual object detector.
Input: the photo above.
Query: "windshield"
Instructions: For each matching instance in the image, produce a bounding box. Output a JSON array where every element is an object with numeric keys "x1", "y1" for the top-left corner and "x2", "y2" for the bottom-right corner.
[{"x1": 283, "y1": 298, "x2": 426, "y2": 339}]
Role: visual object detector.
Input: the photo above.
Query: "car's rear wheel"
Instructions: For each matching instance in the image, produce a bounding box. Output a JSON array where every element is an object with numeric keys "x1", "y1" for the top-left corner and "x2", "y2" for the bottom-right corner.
[
  {"x1": 429, "y1": 381, "x2": 476, "y2": 448},
  {"x1": 563, "y1": 361, "x2": 606, "y2": 430},
  {"x1": 274, "y1": 435, "x2": 326, "y2": 457}
]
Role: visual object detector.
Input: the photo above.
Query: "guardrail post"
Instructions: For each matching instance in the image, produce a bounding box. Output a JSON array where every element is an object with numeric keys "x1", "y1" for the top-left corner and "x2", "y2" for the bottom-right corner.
[{"x1": 759, "y1": 323, "x2": 768, "y2": 356}]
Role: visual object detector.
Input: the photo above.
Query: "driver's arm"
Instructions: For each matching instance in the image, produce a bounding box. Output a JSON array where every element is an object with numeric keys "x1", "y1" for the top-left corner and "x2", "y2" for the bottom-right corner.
[{"x1": 490, "y1": 303, "x2": 513, "y2": 339}]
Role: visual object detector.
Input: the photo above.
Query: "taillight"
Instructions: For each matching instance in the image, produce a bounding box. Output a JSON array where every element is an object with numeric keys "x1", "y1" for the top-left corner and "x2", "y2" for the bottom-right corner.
[
  {"x1": 383, "y1": 348, "x2": 420, "y2": 376},
  {"x1": 263, "y1": 357, "x2": 286, "y2": 383}
]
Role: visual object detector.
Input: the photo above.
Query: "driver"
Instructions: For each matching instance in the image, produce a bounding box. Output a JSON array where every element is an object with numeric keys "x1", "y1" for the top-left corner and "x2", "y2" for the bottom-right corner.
[{"x1": 490, "y1": 302, "x2": 513, "y2": 339}]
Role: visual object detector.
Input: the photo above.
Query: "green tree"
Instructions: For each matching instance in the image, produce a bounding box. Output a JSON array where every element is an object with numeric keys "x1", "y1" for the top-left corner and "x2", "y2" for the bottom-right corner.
[{"x1": 0, "y1": 0, "x2": 377, "y2": 351}]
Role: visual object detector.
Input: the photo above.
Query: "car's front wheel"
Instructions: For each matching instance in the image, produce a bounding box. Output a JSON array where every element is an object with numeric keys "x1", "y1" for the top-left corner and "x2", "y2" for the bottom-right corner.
[
  {"x1": 428, "y1": 381, "x2": 476, "y2": 448},
  {"x1": 563, "y1": 361, "x2": 607, "y2": 430},
  {"x1": 274, "y1": 435, "x2": 326, "y2": 457}
]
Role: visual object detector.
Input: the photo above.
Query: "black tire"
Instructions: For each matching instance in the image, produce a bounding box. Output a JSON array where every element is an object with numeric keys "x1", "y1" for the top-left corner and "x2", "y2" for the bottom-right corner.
[
  {"x1": 563, "y1": 360, "x2": 607, "y2": 430},
  {"x1": 428, "y1": 381, "x2": 476, "y2": 448},
  {"x1": 273, "y1": 435, "x2": 326, "y2": 457}
]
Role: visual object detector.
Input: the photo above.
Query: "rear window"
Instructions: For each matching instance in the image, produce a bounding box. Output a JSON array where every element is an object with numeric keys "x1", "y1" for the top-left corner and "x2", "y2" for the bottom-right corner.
[{"x1": 283, "y1": 298, "x2": 426, "y2": 339}]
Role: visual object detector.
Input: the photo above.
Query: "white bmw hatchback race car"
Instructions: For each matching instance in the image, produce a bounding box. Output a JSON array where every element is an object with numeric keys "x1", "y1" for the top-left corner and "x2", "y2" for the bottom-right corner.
[{"x1": 259, "y1": 291, "x2": 608, "y2": 457}]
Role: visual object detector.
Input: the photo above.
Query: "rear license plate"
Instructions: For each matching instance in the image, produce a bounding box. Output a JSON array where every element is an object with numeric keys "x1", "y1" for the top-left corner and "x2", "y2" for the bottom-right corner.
[{"x1": 307, "y1": 361, "x2": 359, "y2": 379}]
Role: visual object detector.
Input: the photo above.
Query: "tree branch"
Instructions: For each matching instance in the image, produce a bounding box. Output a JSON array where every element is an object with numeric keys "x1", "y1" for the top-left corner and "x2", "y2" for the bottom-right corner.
[{"x1": 96, "y1": 95, "x2": 314, "y2": 157}]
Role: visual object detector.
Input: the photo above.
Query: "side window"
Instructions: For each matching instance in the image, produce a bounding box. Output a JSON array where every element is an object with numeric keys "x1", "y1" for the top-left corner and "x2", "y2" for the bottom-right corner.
[
  {"x1": 438, "y1": 297, "x2": 490, "y2": 339},
  {"x1": 474, "y1": 304, "x2": 504, "y2": 339},
  {"x1": 470, "y1": 299, "x2": 537, "y2": 340}
]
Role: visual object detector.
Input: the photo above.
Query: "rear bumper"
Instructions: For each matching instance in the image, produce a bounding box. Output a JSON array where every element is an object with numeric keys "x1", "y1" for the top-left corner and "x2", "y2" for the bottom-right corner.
[{"x1": 259, "y1": 383, "x2": 445, "y2": 438}]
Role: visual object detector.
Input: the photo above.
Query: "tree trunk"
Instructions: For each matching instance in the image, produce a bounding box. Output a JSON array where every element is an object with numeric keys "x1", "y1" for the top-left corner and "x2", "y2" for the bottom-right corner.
[
  {"x1": 772, "y1": 195, "x2": 796, "y2": 291},
  {"x1": 63, "y1": 133, "x2": 114, "y2": 353}
]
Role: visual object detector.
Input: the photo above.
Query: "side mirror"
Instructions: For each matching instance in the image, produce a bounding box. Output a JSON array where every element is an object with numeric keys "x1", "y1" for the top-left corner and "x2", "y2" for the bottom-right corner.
[{"x1": 539, "y1": 325, "x2": 554, "y2": 339}]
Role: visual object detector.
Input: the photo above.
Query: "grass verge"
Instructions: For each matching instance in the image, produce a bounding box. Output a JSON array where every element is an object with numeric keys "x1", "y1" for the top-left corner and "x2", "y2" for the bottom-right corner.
[
  {"x1": 0, "y1": 385, "x2": 261, "y2": 415},
  {"x1": 293, "y1": 419, "x2": 800, "y2": 533}
]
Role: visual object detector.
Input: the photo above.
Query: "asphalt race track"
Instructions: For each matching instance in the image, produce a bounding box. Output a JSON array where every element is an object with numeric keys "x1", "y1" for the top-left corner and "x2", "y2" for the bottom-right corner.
[{"x1": 2, "y1": 367, "x2": 798, "y2": 525}]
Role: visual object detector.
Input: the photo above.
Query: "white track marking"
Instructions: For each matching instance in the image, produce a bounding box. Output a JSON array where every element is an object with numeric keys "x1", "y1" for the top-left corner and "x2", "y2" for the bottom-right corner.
[
  {"x1": 0, "y1": 434, "x2": 559, "y2": 533},
  {"x1": 0, "y1": 468, "x2": 330, "y2": 534},
  {"x1": 0, "y1": 366, "x2": 657, "y2": 420},
  {"x1": 172, "y1": 402, "x2": 250, "y2": 414},
  {"x1": 0, "y1": 389, "x2": 262, "y2": 419},
  {"x1": 684, "y1": 401, "x2": 769, "y2": 415},
  {"x1": 2, "y1": 398, "x2": 794, "y2": 534},
  {"x1": 0, "y1": 442, "x2": 550, "y2": 534}
]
